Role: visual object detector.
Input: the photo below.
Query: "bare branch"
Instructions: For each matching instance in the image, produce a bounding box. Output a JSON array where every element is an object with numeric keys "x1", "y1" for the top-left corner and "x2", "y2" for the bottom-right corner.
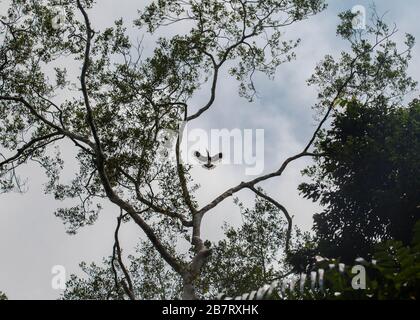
[
  {"x1": 176, "y1": 133, "x2": 197, "y2": 214},
  {"x1": 0, "y1": 95, "x2": 94, "y2": 148},
  {"x1": 111, "y1": 209, "x2": 136, "y2": 300},
  {"x1": 248, "y1": 186, "x2": 293, "y2": 255},
  {"x1": 0, "y1": 132, "x2": 62, "y2": 168},
  {"x1": 119, "y1": 168, "x2": 193, "y2": 227},
  {"x1": 76, "y1": 0, "x2": 103, "y2": 153}
]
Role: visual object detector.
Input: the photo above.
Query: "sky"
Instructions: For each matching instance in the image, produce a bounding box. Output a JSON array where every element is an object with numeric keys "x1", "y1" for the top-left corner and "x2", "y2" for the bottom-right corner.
[{"x1": 0, "y1": 0, "x2": 419, "y2": 299}]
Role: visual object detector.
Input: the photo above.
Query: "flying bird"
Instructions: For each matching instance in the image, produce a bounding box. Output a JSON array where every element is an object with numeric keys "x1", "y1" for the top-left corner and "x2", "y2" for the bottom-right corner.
[{"x1": 194, "y1": 150, "x2": 223, "y2": 170}]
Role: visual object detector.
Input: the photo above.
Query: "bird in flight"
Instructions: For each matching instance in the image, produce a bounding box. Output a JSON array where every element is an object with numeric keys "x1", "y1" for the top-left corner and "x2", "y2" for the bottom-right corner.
[{"x1": 194, "y1": 150, "x2": 223, "y2": 170}]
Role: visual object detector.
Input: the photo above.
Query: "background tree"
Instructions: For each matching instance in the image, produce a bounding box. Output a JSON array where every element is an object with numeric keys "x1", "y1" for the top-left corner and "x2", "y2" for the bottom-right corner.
[
  {"x1": 286, "y1": 220, "x2": 420, "y2": 300},
  {"x1": 299, "y1": 97, "x2": 420, "y2": 263},
  {"x1": 294, "y1": 8, "x2": 419, "y2": 265}
]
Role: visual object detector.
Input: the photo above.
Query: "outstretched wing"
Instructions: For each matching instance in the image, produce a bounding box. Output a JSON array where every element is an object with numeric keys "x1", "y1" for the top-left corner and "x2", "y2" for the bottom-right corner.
[
  {"x1": 210, "y1": 152, "x2": 223, "y2": 163},
  {"x1": 194, "y1": 151, "x2": 208, "y2": 163}
]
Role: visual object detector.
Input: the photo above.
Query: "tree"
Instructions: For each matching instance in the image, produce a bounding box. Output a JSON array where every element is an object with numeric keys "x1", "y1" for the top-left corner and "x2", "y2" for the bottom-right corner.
[
  {"x1": 63, "y1": 241, "x2": 183, "y2": 300},
  {"x1": 0, "y1": 0, "x2": 326, "y2": 300},
  {"x1": 196, "y1": 195, "x2": 290, "y2": 299},
  {"x1": 0, "y1": 1, "x2": 416, "y2": 300},
  {"x1": 63, "y1": 194, "x2": 292, "y2": 299},
  {"x1": 299, "y1": 99, "x2": 420, "y2": 263}
]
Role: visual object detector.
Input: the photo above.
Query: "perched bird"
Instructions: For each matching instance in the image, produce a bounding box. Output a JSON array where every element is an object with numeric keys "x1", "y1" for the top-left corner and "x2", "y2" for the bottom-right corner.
[{"x1": 194, "y1": 150, "x2": 223, "y2": 170}]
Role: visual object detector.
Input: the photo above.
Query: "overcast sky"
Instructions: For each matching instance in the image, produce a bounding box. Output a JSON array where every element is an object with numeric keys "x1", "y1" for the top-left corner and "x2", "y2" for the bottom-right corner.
[{"x1": 0, "y1": 0, "x2": 419, "y2": 299}]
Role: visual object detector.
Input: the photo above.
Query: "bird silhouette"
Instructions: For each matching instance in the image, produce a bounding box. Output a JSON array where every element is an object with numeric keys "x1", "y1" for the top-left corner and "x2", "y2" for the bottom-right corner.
[{"x1": 194, "y1": 150, "x2": 223, "y2": 170}]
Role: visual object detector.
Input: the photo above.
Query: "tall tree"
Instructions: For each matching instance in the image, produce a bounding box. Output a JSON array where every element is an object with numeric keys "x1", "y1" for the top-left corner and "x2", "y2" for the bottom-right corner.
[
  {"x1": 0, "y1": 1, "x2": 416, "y2": 299},
  {"x1": 0, "y1": 0, "x2": 326, "y2": 299}
]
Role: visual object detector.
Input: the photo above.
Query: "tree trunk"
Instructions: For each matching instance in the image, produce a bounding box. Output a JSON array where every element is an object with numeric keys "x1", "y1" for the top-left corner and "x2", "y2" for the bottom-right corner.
[{"x1": 182, "y1": 274, "x2": 198, "y2": 300}]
